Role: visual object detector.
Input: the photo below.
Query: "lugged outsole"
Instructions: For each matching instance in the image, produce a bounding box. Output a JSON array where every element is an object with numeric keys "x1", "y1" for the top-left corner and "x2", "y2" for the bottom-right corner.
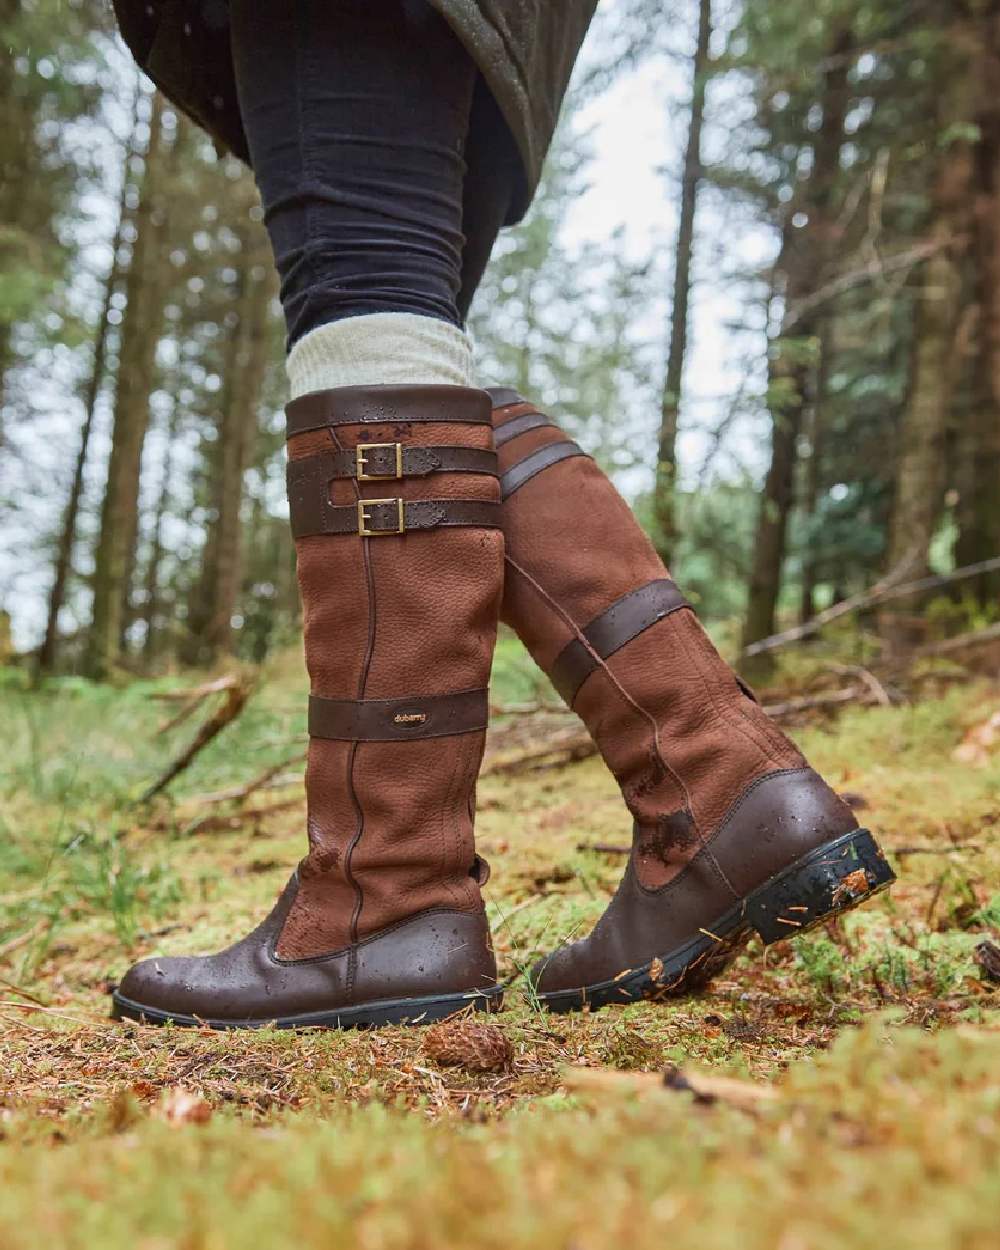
[
  {"x1": 110, "y1": 984, "x2": 503, "y2": 1031},
  {"x1": 535, "y1": 827, "x2": 895, "y2": 1014}
]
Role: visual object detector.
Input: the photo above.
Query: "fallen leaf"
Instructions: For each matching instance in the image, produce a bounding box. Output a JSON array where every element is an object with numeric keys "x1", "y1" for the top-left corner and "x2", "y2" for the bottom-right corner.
[
  {"x1": 832, "y1": 867, "x2": 871, "y2": 906},
  {"x1": 953, "y1": 711, "x2": 1000, "y2": 766}
]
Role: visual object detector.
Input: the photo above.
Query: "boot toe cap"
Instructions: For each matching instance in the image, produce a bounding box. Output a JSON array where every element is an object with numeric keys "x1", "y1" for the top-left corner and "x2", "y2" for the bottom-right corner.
[
  {"x1": 530, "y1": 944, "x2": 584, "y2": 997},
  {"x1": 115, "y1": 955, "x2": 213, "y2": 1021}
]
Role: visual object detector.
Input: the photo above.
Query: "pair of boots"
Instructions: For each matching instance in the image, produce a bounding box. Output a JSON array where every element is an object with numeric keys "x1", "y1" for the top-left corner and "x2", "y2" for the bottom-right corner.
[{"x1": 113, "y1": 385, "x2": 894, "y2": 1028}]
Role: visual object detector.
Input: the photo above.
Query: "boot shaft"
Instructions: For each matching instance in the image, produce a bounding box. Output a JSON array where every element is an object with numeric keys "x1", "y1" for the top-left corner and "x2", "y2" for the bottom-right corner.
[
  {"x1": 281, "y1": 385, "x2": 504, "y2": 959},
  {"x1": 490, "y1": 389, "x2": 807, "y2": 887}
]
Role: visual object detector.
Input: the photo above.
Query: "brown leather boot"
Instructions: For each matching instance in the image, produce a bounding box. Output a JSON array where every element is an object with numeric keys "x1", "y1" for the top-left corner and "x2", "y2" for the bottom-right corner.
[
  {"x1": 489, "y1": 388, "x2": 895, "y2": 1014},
  {"x1": 113, "y1": 385, "x2": 505, "y2": 1029}
]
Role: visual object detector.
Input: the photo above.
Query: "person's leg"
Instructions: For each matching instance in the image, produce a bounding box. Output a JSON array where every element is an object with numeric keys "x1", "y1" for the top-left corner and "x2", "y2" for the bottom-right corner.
[
  {"x1": 487, "y1": 390, "x2": 895, "y2": 1012},
  {"x1": 450, "y1": 67, "x2": 890, "y2": 1012},
  {"x1": 455, "y1": 78, "x2": 519, "y2": 323},
  {"x1": 113, "y1": 0, "x2": 506, "y2": 1030},
  {"x1": 231, "y1": 0, "x2": 478, "y2": 390}
]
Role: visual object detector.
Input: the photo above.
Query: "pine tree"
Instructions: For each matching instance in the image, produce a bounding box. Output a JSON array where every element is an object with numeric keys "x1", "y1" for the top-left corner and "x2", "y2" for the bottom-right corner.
[
  {"x1": 85, "y1": 90, "x2": 176, "y2": 679},
  {"x1": 654, "y1": 0, "x2": 712, "y2": 564},
  {"x1": 184, "y1": 170, "x2": 276, "y2": 666}
]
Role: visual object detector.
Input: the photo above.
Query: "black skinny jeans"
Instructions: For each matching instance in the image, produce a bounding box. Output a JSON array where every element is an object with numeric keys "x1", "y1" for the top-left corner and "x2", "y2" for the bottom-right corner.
[{"x1": 229, "y1": 0, "x2": 519, "y2": 347}]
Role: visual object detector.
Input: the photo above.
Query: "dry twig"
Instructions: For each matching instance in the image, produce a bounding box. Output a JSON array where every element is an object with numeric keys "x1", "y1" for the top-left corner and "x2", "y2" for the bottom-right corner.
[
  {"x1": 0, "y1": 920, "x2": 46, "y2": 962},
  {"x1": 744, "y1": 554, "x2": 1000, "y2": 657},
  {"x1": 140, "y1": 673, "x2": 254, "y2": 803},
  {"x1": 185, "y1": 750, "x2": 306, "y2": 807},
  {"x1": 564, "y1": 1065, "x2": 778, "y2": 1112},
  {"x1": 915, "y1": 622, "x2": 1000, "y2": 658}
]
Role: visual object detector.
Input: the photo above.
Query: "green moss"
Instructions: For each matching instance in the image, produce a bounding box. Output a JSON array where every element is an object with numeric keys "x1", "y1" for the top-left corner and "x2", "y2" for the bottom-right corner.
[
  {"x1": 2, "y1": 658, "x2": 999, "y2": 1247},
  {"x1": 1, "y1": 1023, "x2": 999, "y2": 1250}
]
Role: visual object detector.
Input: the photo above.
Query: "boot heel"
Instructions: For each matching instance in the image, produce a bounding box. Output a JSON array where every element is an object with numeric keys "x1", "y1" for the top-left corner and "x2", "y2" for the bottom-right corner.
[{"x1": 746, "y1": 828, "x2": 895, "y2": 946}]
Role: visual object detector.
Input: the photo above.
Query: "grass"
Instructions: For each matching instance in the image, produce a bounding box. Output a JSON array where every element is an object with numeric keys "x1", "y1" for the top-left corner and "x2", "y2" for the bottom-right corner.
[{"x1": 1, "y1": 646, "x2": 999, "y2": 1248}]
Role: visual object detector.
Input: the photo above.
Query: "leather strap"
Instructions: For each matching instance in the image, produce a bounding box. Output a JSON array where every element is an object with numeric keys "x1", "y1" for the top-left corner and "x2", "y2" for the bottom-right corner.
[
  {"x1": 494, "y1": 411, "x2": 556, "y2": 448},
  {"x1": 287, "y1": 446, "x2": 497, "y2": 496},
  {"x1": 290, "y1": 494, "x2": 501, "y2": 540},
  {"x1": 309, "y1": 688, "x2": 489, "y2": 741},
  {"x1": 500, "y1": 440, "x2": 587, "y2": 499},
  {"x1": 486, "y1": 386, "x2": 526, "y2": 409},
  {"x1": 286, "y1": 384, "x2": 492, "y2": 438},
  {"x1": 550, "y1": 580, "x2": 691, "y2": 706}
]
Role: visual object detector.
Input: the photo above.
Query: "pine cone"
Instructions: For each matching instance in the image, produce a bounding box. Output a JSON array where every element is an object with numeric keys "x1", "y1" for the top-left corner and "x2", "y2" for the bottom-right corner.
[{"x1": 423, "y1": 1018, "x2": 513, "y2": 1072}]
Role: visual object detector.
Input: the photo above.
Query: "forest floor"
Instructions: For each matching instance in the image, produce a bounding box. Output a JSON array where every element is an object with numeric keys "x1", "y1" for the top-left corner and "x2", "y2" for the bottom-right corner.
[{"x1": 1, "y1": 641, "x2": 999, "y2": 1249}]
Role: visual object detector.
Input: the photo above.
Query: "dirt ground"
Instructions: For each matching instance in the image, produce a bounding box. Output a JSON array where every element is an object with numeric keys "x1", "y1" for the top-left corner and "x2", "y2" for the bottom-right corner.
[{"x1": 1, "y1": 653, "x2": 998, "y2": 1248}]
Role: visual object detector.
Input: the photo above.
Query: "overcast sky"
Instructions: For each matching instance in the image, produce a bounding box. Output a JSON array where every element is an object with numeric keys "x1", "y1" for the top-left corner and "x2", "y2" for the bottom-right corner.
[{"x1": 567, "y1": 14, "x2": 773, "y2": 490}]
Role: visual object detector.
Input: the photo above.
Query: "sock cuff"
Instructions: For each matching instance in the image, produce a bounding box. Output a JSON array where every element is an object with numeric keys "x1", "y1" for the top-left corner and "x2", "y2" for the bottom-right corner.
[{"x1": 286, "y1": 313, "x2": 474, "y2": 398}]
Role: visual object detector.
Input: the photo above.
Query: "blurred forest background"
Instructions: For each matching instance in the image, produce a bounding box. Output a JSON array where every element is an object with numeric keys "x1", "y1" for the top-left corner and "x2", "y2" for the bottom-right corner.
[{"x1": 3, "y1": 0, "x2": 1000, "y2": 685}]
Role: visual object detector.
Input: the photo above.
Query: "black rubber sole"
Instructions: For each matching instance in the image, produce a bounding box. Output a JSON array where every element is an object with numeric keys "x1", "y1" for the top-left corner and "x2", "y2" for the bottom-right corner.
[
  {"x1": 536, "y1": 827, "x2": 895, "y2": 1014},
  {"x1": 110, "y1": 984, "x2": 503, "y2": 1031}
]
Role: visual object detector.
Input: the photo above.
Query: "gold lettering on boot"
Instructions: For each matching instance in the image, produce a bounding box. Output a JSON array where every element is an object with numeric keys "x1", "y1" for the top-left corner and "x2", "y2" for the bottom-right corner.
[{"x1": 394, "y1": 712, "x2": 427, "y2": 725}]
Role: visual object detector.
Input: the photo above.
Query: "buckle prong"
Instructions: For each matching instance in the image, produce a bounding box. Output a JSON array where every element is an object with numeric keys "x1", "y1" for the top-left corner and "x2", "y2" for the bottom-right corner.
[
  {"x1": 356, "y1": 442, "x2": 403, "y2": 481},
  {"x1": 358, "y1": 497, "x2": 406, "y2": 537}
]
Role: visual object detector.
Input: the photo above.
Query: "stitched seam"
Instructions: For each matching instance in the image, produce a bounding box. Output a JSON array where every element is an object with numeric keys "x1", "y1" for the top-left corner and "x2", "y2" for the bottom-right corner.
[
  {"x1": 501, "y1": 442, "x2": 585, "y2": 499},
  {"x1": 559, "y1": 602, "x2": 690, "y2": 705},
  {"x1": 280, "y1": 4, "x2": 368, "y2": 974},
  {"x1": 493, "y1": 412, "x2": 553, "y2": 448},
  {"x1": 505, "y1": 557, "x2": 744, "y2": 902},
  {"x1": 652, "y1": 619, "x2": 780, "y2": 898},
  {"x1": 637, "y1": 768, "x2": 813, "y2": 899},
  {"x1": 503, "y1": 554, "x2": 725, "y2": 876},
  {"x1": 438, "y1": 722, "x2": 469, "y2": 911},
  {"x1": 331, "y1": 416, "x2": 376, "y2": 955},
  {"x1": 709, "y1": 766, "x2": 812, "y2": 837},
  {"x1": 671, "y1": 615, "x2": 779, "y2": 770},
  {"x1": 269, "y1": 906, "x2": 488, "y2": 967}
]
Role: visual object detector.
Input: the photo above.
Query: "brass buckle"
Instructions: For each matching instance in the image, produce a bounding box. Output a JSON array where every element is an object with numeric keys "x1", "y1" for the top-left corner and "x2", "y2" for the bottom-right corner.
[
  {"x1": 356, "y1": 442, "x2": 403, "y2": 481},
  {"x1": 357, "y1": 497, "x2": 406, "y2": 537}
]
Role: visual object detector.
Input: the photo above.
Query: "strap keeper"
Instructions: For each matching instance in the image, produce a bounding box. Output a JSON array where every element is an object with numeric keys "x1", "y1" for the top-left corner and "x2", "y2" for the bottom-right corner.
[
  {"x1": 358, "y1": 497, "x2": 406, "y2": 536},
  {"x1": 356, "y1": 442, "x2": 403, "y2": 481}
]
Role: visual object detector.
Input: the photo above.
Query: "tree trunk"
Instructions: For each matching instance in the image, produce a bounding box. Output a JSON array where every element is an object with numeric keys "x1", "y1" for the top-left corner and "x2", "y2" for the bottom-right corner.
[
  {"x1": 84, "y1": 91, "x2": 171, "y2": 680},
  {"x1": 881, "y1": 50, "x2": 977, "y2": 652},
  {"x1": 798, "y1": 316, "x2": 833, "y2": 625},
  {"x1": 36, "y1": 115, "x2": 138, "y2": 677},
  {"x1": 741, "y1": 32, "x2": 852, "y2": 659},
  {"x1": 140, "y1": 393, "x2": 182, "y2": 667},
  {"x1": 742, "y1": 297, "x2": 811, "y2": 654},
  {"x1": 957, "y1": 28, "x2": 1000, "y2": 605},
  {"x1": 653, "y1": 0, "x2": 711, "y2": 565},
  {"x1": 185, "y1": 213, "x2": 272, "y2": 666}
]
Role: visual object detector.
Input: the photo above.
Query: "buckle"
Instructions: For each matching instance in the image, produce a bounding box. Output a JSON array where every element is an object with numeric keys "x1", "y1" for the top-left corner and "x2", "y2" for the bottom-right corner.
[
  {"x1": 357, "y1": 498, "x2": 406, "y2": 536},
  {"x1": 356, "y1": 442, "x2": 403, "y2": 481}
]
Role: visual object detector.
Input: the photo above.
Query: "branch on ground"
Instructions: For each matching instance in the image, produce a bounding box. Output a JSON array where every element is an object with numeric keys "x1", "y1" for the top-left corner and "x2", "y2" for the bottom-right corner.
[
  {"x1": 140, "y1": 672, "x2": 254, "y2": 803},
  {"x1": 744, "y1": 554, "x2": 1000, "y2": 657}
]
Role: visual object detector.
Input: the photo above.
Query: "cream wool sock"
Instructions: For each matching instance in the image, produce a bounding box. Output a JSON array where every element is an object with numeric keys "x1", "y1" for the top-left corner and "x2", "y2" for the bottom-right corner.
[{"x1": 285, "y1": 312, "x2": 474, "y2": 398}]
